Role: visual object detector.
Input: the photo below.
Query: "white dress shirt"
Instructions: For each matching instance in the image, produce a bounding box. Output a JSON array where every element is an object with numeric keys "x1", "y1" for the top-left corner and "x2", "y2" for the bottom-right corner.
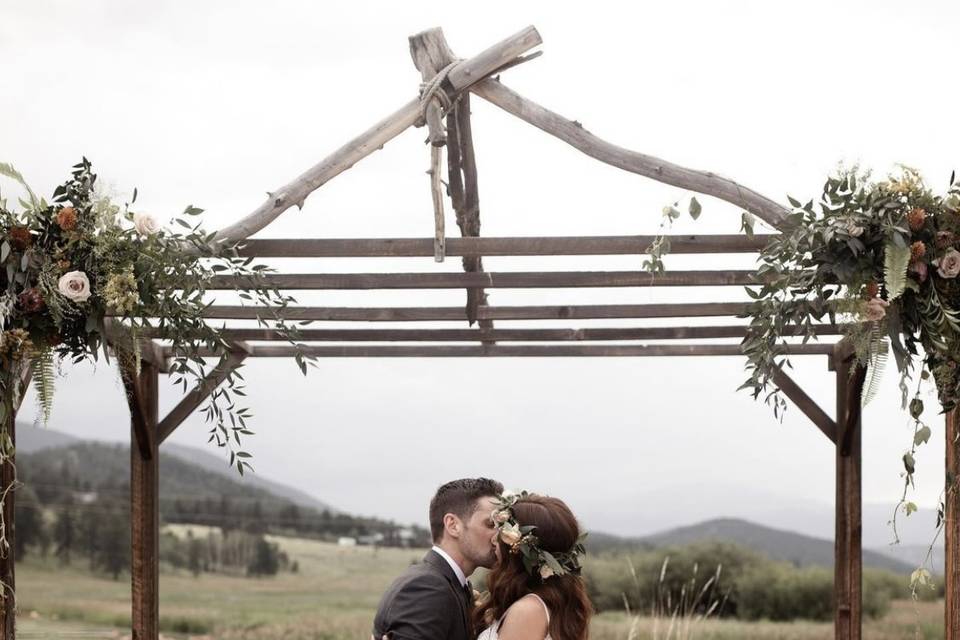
[{"x1": 431, "y1": 545, "x2": 468, "y2": 587}]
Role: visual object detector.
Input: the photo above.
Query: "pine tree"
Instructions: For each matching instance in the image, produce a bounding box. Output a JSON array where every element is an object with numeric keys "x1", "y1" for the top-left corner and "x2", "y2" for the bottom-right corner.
[{"x1": 53, "y1": 507, "x2": 76, "y2": 565}]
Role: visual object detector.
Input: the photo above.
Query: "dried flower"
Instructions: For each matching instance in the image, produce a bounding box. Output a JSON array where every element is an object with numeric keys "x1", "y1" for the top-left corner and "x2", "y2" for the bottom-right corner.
[
  {"x1": 0, "y1": 329, "x2": 33, "y2": 361},
  {"x1": 864, "y1": 282, "x2": 880, "y2": 299},
  {"x1": 910, "y1": 241, "x2": 926, "y2": 261},
  {"x1": 56, "y1": 206, "x2": 78, "y2": 231},
  {"x1": 57, "y1": 270, "x2": 92, "y2": 302},
  {"x1": 907, "y1": 207, "x2": 927, "y2": 231},
  {"x1": 936, "y1": 249, "x2": 960, "y2": 279},
  {"x1": 102, "y1": 270, "x2": 140, "y2": 314},
  {"x1": 57, "y1": 259, "x2": 71, "y2": 271},
  {"x1": 7, "y1": 226, "x2": 32, "y2": 251},
  {"x1": 17, "y1": 288, "x2": 45, "y2": 314},
  {"x1": 936, "y1": 230, "x2": 956, "y2": 249},
  {"x1": 843, "y1": 220, "x2": 864, "y2": 237}
]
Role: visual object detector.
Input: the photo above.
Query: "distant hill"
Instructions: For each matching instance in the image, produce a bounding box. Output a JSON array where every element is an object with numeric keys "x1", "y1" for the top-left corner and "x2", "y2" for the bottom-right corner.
[
  {"x1": 17, "y1": 438, "x2": 430, "y2": 546},
  {"x1": 16, "y1": 424, "x2": 335, "y2": 514},
  {"x1": 16, "y1": 421, "x2": 80, "y2": 452},
  {"x1": 591, "y1": 518, "x2": 915, "y2": 574}
]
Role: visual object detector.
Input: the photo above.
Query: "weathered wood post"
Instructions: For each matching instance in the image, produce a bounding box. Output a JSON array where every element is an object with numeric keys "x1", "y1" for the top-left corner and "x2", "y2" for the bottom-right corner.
[
  {"x1": 0, "y1": 362, "x2": 31, "y2": 640},
  {"x1": 0, "y1": 402, "x2": 15, "y2": 640},
  {"x1": 124, "y1": 361, "x2": 159, "y2": 640},
  {"x1": 947, "y1": 410, "x2": 960, "y2": 638},
  {"x1": 831, "y1": 344, "x2": 865, "y2": 640}
]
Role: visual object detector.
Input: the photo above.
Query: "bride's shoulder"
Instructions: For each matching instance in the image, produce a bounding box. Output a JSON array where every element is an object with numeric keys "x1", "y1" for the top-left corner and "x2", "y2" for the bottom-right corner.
[{"x1": 498, "y1": 594, "x2": 549, "y2": 637}]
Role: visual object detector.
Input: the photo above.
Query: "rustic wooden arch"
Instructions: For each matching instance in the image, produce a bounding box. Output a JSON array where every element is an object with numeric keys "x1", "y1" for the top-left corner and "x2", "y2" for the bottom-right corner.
[{"x1": 1, "y1": 25, "x2": 957, "y2": 640}]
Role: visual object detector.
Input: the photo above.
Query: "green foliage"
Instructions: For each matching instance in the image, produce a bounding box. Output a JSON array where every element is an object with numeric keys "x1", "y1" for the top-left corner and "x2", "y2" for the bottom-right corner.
[{"x1": 585, "y1": 542, "x2": 921, "y2": 623}]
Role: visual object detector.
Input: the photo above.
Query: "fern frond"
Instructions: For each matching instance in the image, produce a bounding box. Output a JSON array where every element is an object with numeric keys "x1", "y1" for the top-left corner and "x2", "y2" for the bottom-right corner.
[
  {"x1": 884, "y1": 240, "x2": 911, "y2": 300},
  {"x1": 862, "y1": 324, "x2": 889, "y2": 407},
  {"x1": 31, "y1": 347, "x2": 56, "y2": 425}
]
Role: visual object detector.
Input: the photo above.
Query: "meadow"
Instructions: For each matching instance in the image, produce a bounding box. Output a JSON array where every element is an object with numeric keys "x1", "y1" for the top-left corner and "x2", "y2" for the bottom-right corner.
[{"x1": 14, "y1": 528, "x2": 944, "y2": 639}]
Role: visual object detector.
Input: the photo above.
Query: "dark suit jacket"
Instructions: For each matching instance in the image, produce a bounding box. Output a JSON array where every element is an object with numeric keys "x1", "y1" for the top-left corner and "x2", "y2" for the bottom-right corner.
[{"x1": 372, "y1": 549, "x2": 472, "y2": 640}]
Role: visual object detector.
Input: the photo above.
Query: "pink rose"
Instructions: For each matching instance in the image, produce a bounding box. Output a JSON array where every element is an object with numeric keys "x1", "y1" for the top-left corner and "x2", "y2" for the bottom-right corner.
[
  {"x1": 909, "y1": 261, "x2": 928, "y2": 283},
  {"x1": 936, "y1": 248, "x2": 960, "y2": 279},
  {"x1": 863, "y1": 298, "x2": 889, "y2": 322}
]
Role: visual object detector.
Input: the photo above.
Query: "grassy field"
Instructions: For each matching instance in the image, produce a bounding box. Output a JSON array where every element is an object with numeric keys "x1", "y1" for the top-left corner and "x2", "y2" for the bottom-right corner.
[{"x1": 13, "y1": 528, "x2": 944, "y2": 639}]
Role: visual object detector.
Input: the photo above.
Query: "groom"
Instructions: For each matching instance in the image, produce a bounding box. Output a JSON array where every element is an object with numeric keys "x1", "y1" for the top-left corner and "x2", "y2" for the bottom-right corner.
[{"x1": 373, "y1": 477, "x2": 503, "y2": 640}]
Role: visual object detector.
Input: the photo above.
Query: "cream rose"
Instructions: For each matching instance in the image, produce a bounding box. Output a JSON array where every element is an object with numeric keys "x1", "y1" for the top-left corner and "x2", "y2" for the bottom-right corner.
[
  {"x1": 492, "y1": 510, "x2": 511, "y2": 524},
  {"x1": 937, "y1": 248, "x2": 960, "y2": 279},
  {"x1": 133, "y1": 211, "x2": 161, "y2": 236},
  {"x1": 58, "y1": 271, "x2": 91, "y2": 303},
  {"x1": 539, "y1": 565, "x2": 555, "y2": 580},
  {"x1": 499, "y1": 523, "x2": 522, "y2": 546}
]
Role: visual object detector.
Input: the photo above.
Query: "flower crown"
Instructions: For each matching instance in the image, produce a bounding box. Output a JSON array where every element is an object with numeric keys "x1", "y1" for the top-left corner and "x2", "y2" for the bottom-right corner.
[{"x1": 491, "y1": 490, "x2": 587, "y2": 581}]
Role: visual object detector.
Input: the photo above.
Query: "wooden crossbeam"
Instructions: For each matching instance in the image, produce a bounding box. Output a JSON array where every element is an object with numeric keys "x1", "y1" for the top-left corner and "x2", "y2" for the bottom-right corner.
[
  {"x1": 140, "y1": 324, "x2": 844, "y2": 342},
  {"x1": 194, "y1": 302, "x2": 753, "y2": 321},
  {"x1": 771, "y1": 365, "x2": 837, "y2": 443},
  {"x1": 159, "y1": 343, "x2": 835, "y2": 358},
  {"x1": 209, "y1": 270, "x2": 764, "y2": 290},
  {"x1": 236, "y1": 234, "x2": 777, "y2": 257},
  {"x1": 157, "y1": 350, "x2": 249, "y2": 445}
]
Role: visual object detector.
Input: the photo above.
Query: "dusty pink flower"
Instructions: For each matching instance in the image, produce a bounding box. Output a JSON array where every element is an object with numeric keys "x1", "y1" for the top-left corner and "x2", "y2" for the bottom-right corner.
[
  {"x1": 909, "y1": 261, "x2": 928, "y2": 283},
  {"x1": 936, "y1": 231, "x2": 956, "y2": 249},
  {"x1": 863, "y1": 298, "x2": 890, "y2": 322},
  {"x1": 936, "y1": 248, "x2": 960, "y2": 279}
]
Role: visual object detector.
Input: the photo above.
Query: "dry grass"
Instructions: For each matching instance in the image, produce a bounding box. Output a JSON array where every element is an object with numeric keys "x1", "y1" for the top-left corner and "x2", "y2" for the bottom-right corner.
[{"x1": 13, "y1": 532, "x2": 945, "y2": 639}]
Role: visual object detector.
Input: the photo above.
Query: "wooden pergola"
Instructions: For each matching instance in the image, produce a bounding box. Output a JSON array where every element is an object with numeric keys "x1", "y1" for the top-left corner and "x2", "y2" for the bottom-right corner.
[{"x1": 1, "y1": 25, "x2": 957, "y2": 640}]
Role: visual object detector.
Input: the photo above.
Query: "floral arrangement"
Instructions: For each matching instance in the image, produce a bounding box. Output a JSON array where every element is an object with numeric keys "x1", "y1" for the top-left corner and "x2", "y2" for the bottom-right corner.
[
  {"x1": 647, "y1": 166, "x2": 960, "y2": 591},
  {"x1": 0, "y1": 159, "x2": 310, "y2": 473},
  {"x1": 741, "y1": 167, "x2": 960, "y2": 416},
  {"x1": 492, "y1": 490, "x2": 586, "y2": 580}
]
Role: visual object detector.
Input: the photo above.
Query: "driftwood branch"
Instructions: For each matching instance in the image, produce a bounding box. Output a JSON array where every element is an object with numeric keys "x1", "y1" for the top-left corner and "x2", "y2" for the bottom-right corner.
[
  {"x1": 207, "y1": 26, "x2": 541, "y2": 248},
  {"x1": 470, "y1": 78, "x2": 789, "y2": 229},
  {"x1": 429, "y1": 146, "x2": 446, "y2": 261}
]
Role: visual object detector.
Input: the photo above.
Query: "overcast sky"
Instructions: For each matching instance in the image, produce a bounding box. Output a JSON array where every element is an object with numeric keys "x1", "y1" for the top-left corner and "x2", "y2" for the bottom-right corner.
[{"x1": 3, "y1": 1, "x2": 959, "y2": 544}]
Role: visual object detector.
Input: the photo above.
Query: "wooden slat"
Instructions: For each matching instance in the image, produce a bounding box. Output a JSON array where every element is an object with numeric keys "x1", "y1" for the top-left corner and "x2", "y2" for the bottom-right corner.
[
  {"x1": 833, "y1": 347, "x2": 865, "y2": 640},
  {"x1": 159, "y1": 343, "x2": 835, "y2": 358},
  {"x1": 771, "y1": 366, "x2": 837, "y2": 443},
  {"x1": 198, "y1": 302, "x2": 753, "y2": 322},
  {"x1": 142, "y1": 325, "x2": 844, "y2": 342},
  {"x1": 130, "y1": 361, "x2": 159, "y2": 640},
  {"x1": 157, "y1": 352, "x2": 248, "y2": 445},
  {"x1": 947, "y1": 409, "x2": 960, "y2": 639},
  {"x1": 236, "y1": 234, "x2": 777, "y2": 257},
  {"x1": 208, "y1": 270, "x2": 764, "y2": 290}
]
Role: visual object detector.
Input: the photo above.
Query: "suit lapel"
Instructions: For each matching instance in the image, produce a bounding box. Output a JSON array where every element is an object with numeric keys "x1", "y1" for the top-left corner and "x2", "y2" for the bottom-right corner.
[{"x1": 423, "y1": 551, "x2": 471, "y2": 639}]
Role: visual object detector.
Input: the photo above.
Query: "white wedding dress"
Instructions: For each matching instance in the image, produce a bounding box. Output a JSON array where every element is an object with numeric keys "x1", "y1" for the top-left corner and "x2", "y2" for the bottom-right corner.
[{"x1": 477, "y1": 593, "x2": 553, "y2": 640}]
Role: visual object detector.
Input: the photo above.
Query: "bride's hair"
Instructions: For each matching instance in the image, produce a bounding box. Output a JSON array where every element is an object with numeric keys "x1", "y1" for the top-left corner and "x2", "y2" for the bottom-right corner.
[{"x1": 473, "y1": 494, "x2": 593, "y2": 640}]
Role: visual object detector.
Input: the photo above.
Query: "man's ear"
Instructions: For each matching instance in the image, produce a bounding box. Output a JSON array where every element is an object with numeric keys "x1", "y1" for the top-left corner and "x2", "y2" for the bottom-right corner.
[{"x1": 443, "y1": 513, "x2": 462, "y2": 539}]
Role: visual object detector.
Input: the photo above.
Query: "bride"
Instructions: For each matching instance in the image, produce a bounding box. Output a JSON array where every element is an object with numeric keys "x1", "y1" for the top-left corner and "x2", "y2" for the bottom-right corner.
[{"x1": 474, "y1": 491, "x2": 593, "y2": 640}]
